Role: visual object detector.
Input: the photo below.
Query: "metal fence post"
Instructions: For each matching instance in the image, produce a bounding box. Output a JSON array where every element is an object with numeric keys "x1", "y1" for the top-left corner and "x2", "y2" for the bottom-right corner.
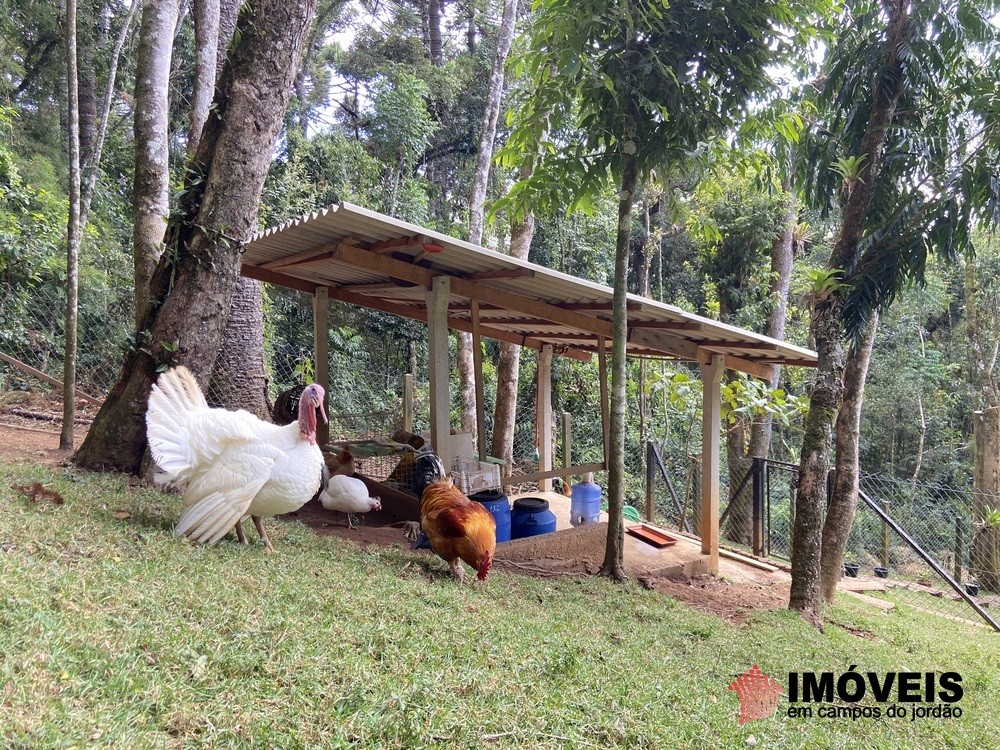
[
  {"x1": 752, "y1": 457, "x2": 765, "y2": 557},
  {"x1": 882, "y1": 500, "x2": 890, "y2": 568},
  {"x1": 954, "y1": 516, "x2": 964, "y2": 583}
]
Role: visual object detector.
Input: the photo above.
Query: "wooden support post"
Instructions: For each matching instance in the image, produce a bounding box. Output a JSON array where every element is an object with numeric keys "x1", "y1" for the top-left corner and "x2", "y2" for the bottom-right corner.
[
  {"x1": 597, "y1": 335, "x2": 610, "y2": 467},
  {"x1": 471, "y1": 299, "x2": 487, "y2": 461},
  {"x1": 313, "y1": 286, "x2": 330, "y2": 446},
  {"x1": 562, "y1": 411, "x2": 572, "y2": 486},
  {"x1": 426, "y1": 276, "x2": 452, "y2": 471},
  {"x1": 402, "y1": 373, "x2": 414, "y2": 433},
  {"x1": 537, "y1": 344, "x2": 554, "y2": 491},
  {"x1": 646, "y1": 441, "x2": 655, "y2": 522},
  {"x1": 700, "y1": 354, "x2": 724, "y2": 574}
]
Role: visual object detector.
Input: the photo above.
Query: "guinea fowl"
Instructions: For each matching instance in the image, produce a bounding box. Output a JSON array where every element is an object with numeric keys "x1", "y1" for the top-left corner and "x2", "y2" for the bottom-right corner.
[
  {"x1": 146, "y1": 366, "x2": 327, "y2": 551},
  {"x1": 318, "y1": 475, "x2": 381, "y2": 529}
]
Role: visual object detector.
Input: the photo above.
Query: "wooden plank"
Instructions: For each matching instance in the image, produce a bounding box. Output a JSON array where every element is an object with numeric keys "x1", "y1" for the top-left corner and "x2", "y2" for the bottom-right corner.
[
  {"x1": 471, "y1": 299, "x2": 487, "y2": 461},
  {"x1": 367, "y1": 234, "x2": 427, "y2": 253},
  {"x1": 500, "y1": 462, "x2": 605, "y2": 486},
  {"x1": 629, "y1": 320, "x2": 703, "y2": 330},
  {"x1": 0, "y1": 351, "x2": 104, "y2": 406},
  {"x1": 700, "y1": 354, "x2": 724, "y2": 574},
  {"x1": 723, "y1": 355, "x2": 777, "y2": 382},
  {"x1": 314, "y1": 287, "x2": 330, "y2": 446},
  {"x1": 402, "y1": 373, "x2": 414, "y2": 433},
  {"x1": 242, "y1": 263, "x2": 318, "y2": 294},
  {"x1": 467, "y1": 268, "x2": 534, "y2": 281},
  {"x1": 426, "y1": 276, "x2": 452, "y2": 470},
  {"x1": 537, "y1": 344, "x2": 554, "y2": 491},
  {"x1": 718, "y1": 546, "x2": 781, "y2": 572},
  {"x1": 842, "y1": 590, "x2": 896, "y2": 611}
]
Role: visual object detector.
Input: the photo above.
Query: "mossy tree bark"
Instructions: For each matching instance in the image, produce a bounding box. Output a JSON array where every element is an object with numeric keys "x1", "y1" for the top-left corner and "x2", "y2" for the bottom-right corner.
[{"x1": 74, "y1": 0, "x2": 318, "y2": 472}]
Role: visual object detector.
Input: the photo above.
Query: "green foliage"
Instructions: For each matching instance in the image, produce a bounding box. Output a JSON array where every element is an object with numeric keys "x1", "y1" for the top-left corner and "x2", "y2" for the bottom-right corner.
[
  {"x1": 800, "y1": 0, "x2": 1000, "y2": 333},
  {"x1": 497, "y1": 0, "x2": 837, "y2": 220}
]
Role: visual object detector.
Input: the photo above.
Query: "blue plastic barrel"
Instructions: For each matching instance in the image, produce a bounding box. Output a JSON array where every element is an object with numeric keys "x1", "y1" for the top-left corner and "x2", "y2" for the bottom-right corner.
[
  {"x1": 510, "y1": 498, "x2": 557, "y2": 539},
  {"x1": 570, "y1": 479, "x2": 602, "y2": 526},
  {"x1": 469, "y1": 489, "x2": 511, "y2": 543}
]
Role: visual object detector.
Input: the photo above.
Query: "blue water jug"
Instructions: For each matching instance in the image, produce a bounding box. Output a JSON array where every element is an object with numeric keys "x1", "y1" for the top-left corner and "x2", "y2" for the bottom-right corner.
[
  {"x1": 510, "y1": 497, "x2": 557, "y2": 539},
  {"x1": 469, "y1": 489, "x2": 511, "y2": 543},
  {"x1": 570, "y1": 475, "x2": 602, "y2": 526}
]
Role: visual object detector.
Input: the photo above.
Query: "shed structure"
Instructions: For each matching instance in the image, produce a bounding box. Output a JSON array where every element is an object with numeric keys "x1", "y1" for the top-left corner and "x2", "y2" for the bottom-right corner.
[{"x1": 241, "y1": 201, "x2": 817, "y2": 573}]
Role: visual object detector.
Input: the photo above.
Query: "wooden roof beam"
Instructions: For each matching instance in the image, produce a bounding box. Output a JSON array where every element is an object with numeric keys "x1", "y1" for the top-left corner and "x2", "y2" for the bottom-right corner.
[
  {"x1": 326, "y1": 285, "x2": 593, "y2": 362},
  {"x1": 466, "y1": 268, "x2": 535, "y2": 281},
  {"x1": 331, "y1": 243, "x2": 614, "y2": 338},
  {"x1": 629, "y1": 320, "x2": 703, "y2": 331}
]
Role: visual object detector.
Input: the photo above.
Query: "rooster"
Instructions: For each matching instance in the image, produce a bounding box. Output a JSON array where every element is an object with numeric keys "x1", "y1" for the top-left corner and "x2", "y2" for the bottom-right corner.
[
  {"x1": 146, "y1": 366, "x2": 327, "y2": 552},
  {"x1": 412, "y1": 453, "x2": 496, "y2": 581},
  {"x1": 319, "y1": 475, "x2": 381, "y2": 529}
]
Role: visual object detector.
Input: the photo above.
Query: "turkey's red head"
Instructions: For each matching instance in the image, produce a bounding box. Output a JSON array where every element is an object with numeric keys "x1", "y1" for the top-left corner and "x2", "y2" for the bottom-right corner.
[{"x1": 298, "y1": 384, "x2": 328, "y2": 443}]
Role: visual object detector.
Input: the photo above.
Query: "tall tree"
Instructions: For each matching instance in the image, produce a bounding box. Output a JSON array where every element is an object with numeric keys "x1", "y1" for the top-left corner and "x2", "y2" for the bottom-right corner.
[
  {"x1": 500, "y1": 0, "x2": 827, "y2": 579},
  {"x1": 792, "y1": 0, "x2": 1000, "y2": 612},
  {"x1": 132, "y1": 0, "x2": 180, "y2": 327},
  {"x1": 61, "y1": 0, "x2": 82, "y2": 451},
  {"x1": 466, "y1": 0, "x2": 518, "y2": 457},
  {"x1": 75, "y1": 0, "x2": 319, "y2": 471}
]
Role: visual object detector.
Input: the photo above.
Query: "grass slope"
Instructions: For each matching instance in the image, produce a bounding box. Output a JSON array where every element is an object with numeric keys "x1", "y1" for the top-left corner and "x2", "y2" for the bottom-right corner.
[{"x1": 1, "y1": 463, "x2": 997, "y2": 749}]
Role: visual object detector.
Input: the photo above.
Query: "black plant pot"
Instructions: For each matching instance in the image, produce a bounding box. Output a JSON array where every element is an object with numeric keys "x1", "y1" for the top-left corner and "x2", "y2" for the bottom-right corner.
[
  {"x1": 874, "y1": 566, "x2": 889, "y2": 579},
  {"x1": 844, "y1": 563, "x2": 860, "y2": 578},
  {"x1": 966, "y1": 583, "x2": 979, "y2": 596}
]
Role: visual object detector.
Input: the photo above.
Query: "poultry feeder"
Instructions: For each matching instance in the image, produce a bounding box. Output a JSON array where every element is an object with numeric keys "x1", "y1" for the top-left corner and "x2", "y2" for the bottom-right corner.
[
  {"x1": 469, "y1": 489, "x2": 511, "y2": 543},
  {"x1": 570, "y1": 474, "x2": 602, "y2": 526},
  {"x1": 873, "y1": 566, "x2": 889, "y2": 579},
  {"x1": 843, "y1": 563, "x2": 860, "y2": 578},
  {"x1": 510, "y1": 497, "x2": 557, "y2": 539}
]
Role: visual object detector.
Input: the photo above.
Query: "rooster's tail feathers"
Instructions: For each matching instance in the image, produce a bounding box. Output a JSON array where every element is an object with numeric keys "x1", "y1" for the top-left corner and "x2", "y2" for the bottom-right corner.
[{"x1": 146, "y1": 366, "x2": 208, "y2": 482}]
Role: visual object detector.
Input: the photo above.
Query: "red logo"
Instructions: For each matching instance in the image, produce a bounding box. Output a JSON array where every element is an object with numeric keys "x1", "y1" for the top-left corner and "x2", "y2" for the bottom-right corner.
[{"x1": 728, "y1": 665, "x2": 783, "y2": 724}]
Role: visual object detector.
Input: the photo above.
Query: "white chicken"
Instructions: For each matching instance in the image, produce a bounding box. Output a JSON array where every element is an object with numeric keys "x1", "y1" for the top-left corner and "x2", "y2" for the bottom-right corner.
[
  {"x1": 146, "y1": 366, "x2": 327, "y2": 552},
  {"x1": 318, "y1": 475, "x2": 381, "y2": 529}
]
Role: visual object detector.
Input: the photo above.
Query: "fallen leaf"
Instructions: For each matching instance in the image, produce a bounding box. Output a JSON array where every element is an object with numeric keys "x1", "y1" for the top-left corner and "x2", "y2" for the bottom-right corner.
[{"x1": 113, "y1": 511, "x2": 131, "y2": 520}]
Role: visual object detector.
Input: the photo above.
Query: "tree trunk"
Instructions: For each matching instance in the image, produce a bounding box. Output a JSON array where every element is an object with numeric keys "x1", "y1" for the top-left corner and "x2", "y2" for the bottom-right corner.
[
  {"x1": 462, "y1": 0, "x2": 518, "y2": 449},
  {"x1": 188, "y1": 0, "x2": 220, "y2": 157},
  {"x1": 819, "y1": 314, "x2": 878, "y2": 601},
  {"x1": 726, "y1": 190, "x2": 797, "y2": 540},
  {"x1": 724, "y1": 404, "x2": 751, "y2": 545},
  {"x1": 490, "y1": 214, "x2": 535, "y2": 467},
  {"x1": 789, "y1": 0, "x2": 909, "y2": 621},
  {"x1": 972, "y1": 407, "x2": 1000, "y2": 592},
  {"x1": 468, "y1": 0, "x2": 517, "y2": 245},
  {"x1": 62, "y1": 0, "x2": 82, "y2": 451},
  {"x1": 747, "y1": 189, "x2": 797, "y2": 460},
  {"x1": 74, "y1": 0, "x2": 319, "y2": 472},
  {"x1": 788, "y1": 298, "x2": 843, "y2": 622},
  {"x1": 76, "y1": 0, "x2": 97, "y2": 167},
  {"x1": 427, "y1": 0, "x2": 443, "y2": 65},
  {"x1": 133, "y1": 0, "x2": 181, "y2": 327},
  {"x1": 600, "y1": 114, "x2": 638, "y2": 582},
  {"x1": 208, "y1": 277, "x2": 270, "y2": 417},
  {"x1": 207, "y1": 0, "x2": 267, "y2": 415}
]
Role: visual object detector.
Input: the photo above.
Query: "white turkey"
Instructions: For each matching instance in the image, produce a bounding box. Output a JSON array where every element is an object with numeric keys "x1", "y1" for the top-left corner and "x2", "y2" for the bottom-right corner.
[
  {"x1": 318, "y1": 475, "x2": 381, "y2": 529},
  {"x1": 146, "y1": 365, "x2": 327, "y2": 552}
]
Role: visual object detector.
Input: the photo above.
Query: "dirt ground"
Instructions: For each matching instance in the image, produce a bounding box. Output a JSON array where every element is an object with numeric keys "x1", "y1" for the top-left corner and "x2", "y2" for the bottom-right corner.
[{"x1": 0, "y1": 392, "x2": 790, "y2": 625}]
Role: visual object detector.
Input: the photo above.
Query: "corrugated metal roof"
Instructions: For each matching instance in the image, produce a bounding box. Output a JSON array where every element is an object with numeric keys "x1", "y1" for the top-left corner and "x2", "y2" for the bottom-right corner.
[{"x1": 242, "y1": 202, "x2": 817, "y2": 376}]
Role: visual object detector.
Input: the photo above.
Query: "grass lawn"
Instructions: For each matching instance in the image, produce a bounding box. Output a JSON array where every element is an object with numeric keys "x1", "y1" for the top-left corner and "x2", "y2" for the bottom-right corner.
[{"x1": 1, "y1": 462, "x2": 997, "y2": 749}]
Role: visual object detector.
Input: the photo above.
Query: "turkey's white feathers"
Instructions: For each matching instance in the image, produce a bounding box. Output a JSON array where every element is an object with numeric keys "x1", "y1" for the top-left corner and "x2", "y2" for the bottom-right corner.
[{"x1": 147, "y1": 366, "x2": 324, "y2": 546}]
